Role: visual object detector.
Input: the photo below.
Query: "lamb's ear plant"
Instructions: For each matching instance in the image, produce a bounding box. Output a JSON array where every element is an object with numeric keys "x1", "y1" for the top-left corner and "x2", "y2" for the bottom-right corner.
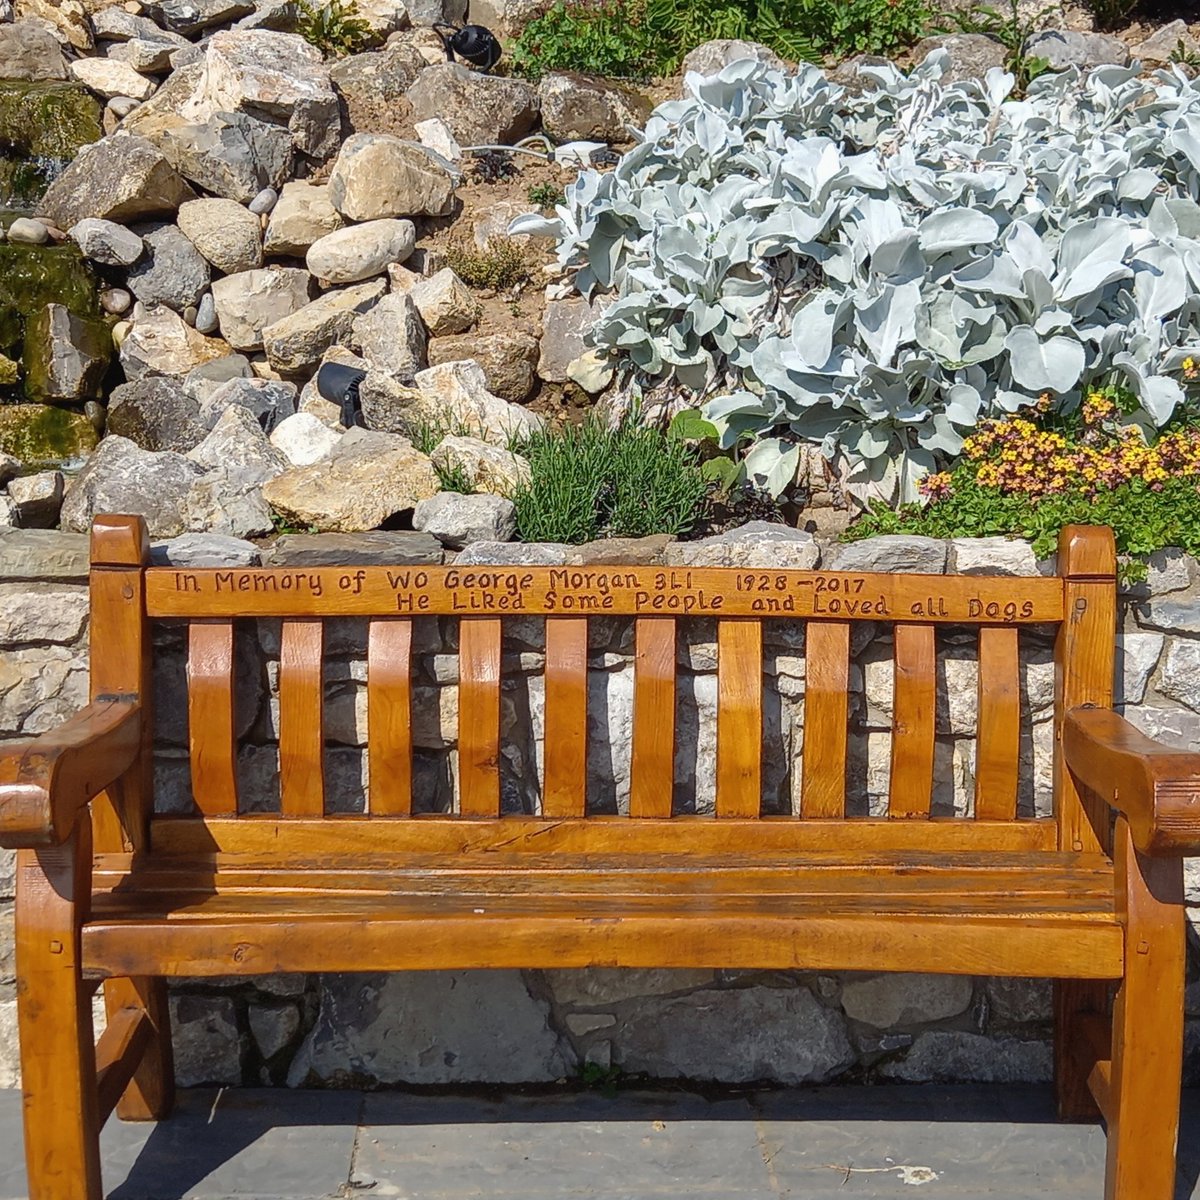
[{"x1": 512, "y1": 54, "x2": 1200, "y2": 506}]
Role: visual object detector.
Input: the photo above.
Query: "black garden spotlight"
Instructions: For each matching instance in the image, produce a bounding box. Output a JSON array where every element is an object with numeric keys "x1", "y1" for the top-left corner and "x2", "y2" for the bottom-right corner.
[{"x1": 434, "y1": 21, "x2": 503, "y2": 71}]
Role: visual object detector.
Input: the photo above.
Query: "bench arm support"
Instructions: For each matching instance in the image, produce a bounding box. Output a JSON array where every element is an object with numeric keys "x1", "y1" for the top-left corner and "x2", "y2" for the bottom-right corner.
[
  {"x1": 0, "y1": 698, "x2": 142, "y2": 849},
  {"x1": 1062, "y1": 706, "x2": 1200, "y2": 856}
]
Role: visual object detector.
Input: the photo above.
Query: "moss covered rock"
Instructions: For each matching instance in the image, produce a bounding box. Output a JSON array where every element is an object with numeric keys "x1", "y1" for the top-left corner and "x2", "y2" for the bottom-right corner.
[
  {"x1": 0, "y1": 404, "x2": 98, "y2": 465},
  {"x1": 0, "y1": 82, "x2": 102, "y2": 208}
]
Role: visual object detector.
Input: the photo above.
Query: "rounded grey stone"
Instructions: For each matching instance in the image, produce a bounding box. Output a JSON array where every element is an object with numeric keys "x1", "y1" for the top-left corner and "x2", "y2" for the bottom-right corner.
[
  {"x1": 7, "y1": 217, "x2": 48, "y2": 244},
  {"x1": 195, "y1": 292, "x2": 218, "y2": 334},
  {"x1": 249, "y1": 187, "x2": 279, "y2": 215},
  {"x1": 100, "y1": 287, "x2": 133, "y2": 315},
  {"x1": 183, "y1": 305, "x2": 198, "y2": 327}
]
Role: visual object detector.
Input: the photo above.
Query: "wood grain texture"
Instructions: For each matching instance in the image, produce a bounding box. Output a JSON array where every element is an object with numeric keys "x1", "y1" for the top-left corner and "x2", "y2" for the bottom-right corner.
[
  {"x1": 89, "y1": 515, "x2": 152, "y2": 854},
  {"x1": 144, "y1": 566, "x2": 1066, "y2": 622},
  {"x1": 95, "y1": 1004, "x2": 153, "y2": 1125},
  {"x1": 802, "y1": 621, "x2": 850, "y2": 818},
  {"x1": 367, "y1": 619, "x2": 413, "y2": 816},
  {"x1": 15, "y1": 823, "x2": 104, "y2": 1199},
  {"x1": 279, "y1": 620, "x2": 325, "y2": 817},
  {"x1": 716, "y1": 619, "x2": 762, "y2": 818},
  {"x1": 630, "y1": 618, "x2": 676, "y2": 818},
  {"x1": 459, "y1": 618, "x2": 502, "y2": 817},
  {"x1": 543, "y1": 618, "x2": 589, "y2": 818},
  {"x1": 1104, "y1": 818, "x2": 1185, "y2": 1200},
  {"x1": 101, "y1": 975, "x2": 173, "y2": 1122},
  {"x1": 889, "y1": 624, "x2": 936, "y2": 819},
  {"x1": 187, "y1": 622, "x2": 237, "y2": 817},
  {"x1": 975, "y1": 626, "x2": 1020, "y2": 820}
]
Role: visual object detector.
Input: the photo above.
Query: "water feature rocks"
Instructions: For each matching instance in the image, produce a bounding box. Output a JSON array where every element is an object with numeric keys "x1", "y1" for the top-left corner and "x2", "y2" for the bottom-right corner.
[
  {"x1": 262, "y1": 427, "x2": 440, "y2": 532},
  {"x1": 181, "y1": 30, "x2": 340, "y2": 159},
  {"x1": 414, "y1": 491, "x2": 516, "y2": 548},
  {"x1": 118, "y1": 304, "x2": 229, "y2": 378},
  {"x1": 0, "y1": 80, "x2": 102, "y2": 209},
  {"x1": 153, "y1": 110, "x2": 293, "y2": 203},
  {"x1": 23, "y1": 302, "x2": 109, "y2": 401},
  {"x1": 176, "y1": 197, "x2": 262, "y2": 273},
  {"x1": 263, "y1": 181, "x2": 343, "y2": 255},
  {"x1": 127, "y1": 221, "x2": 211, "y2": 311},
  {"x1": 427, "y1": 332, "x2": 537, "y2": 402},
  {"x1": 405, "y1": 62, "x2": 538, "y2": 146},
  {"x1": 5, "y1": 217, "x2": 46, "y2": 243},
  {"x1": 37, "y1": 133, "x2": 195, "y2": 227},
  {"x1": 0, "y1": 20, "x2": 67, "y2": 80},
  {"x1": 352, "y1": 291, "x2": 426, "y2": 378},
  {"x1": 306, "y1": 218, "x2": 415, "y2": 284},
  {"x1": 106, "y1": 376, "x2": 207, "y2": 451},
  {"x1": 537, "y1": 71, "x2": 649, "y2": 143},
  {"x1": 327, "y1": 133, "x2": 455, "y2": 222},
  {"x1": 69, "y1": 58, "x2": 155, "y2": 101},
  {"x1": 0, "y1": 404, "x2": 97, "y2": 462},
  {"x1": 260, "y1": 278, "x2": 385, "y2": 373},
  {"x1": 210, "y1": 266, "x2": 311, "y2": 351},
  {"x1": 69, "y1": 218, "x2": 143, "y2": 266},
  {"x1": 408, "y1": 268, "x2": 475, "y2": 336},
  {"x1": 60, "y1": 434, "x2": 203, "y2": 536}
]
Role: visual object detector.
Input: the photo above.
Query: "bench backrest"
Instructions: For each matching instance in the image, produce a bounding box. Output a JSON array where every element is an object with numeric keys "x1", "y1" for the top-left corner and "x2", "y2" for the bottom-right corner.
[{"x1": 87, "y1": 517, "x2": 1118, "y2": 862}]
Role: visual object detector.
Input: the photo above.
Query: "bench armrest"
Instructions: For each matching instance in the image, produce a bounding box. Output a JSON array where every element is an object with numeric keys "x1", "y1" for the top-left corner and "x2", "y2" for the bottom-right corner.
[
  {"x1": 1062, "y1": 706, "x2": 1200, "y2": 856},
  {"x1": 0, "y1": 698, "x2": 142, "y2": 849}
]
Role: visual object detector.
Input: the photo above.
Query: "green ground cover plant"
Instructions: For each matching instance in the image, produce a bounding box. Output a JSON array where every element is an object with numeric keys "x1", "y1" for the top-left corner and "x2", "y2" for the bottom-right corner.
[
  {"x1": 508, "y1": 1, "x2": 658, "y2": 81},
  {"x1": 296, "y1": 0, "x2": 372, "y2": 57},
  {"x1": 510, "y1": 418, "x2": 708, "y2": 542}
]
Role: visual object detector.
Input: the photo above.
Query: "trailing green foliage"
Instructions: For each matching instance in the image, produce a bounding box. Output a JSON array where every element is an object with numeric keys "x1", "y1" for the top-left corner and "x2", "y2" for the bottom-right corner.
[
  {"x1": 510, "y1": 419, "x2": 708, "y2": 543},
  {"x1": 508, "y1": 1, "x2": 658, "y2": 82},
  {"x1": 296, "y1": 0, "x2": 372, "y2": 58}
]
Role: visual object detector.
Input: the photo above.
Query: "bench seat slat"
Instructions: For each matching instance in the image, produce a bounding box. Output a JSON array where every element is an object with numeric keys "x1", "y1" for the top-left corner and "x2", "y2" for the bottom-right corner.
[{"x1": 186, "y1": 621, "x2": 237, "y2": 816}]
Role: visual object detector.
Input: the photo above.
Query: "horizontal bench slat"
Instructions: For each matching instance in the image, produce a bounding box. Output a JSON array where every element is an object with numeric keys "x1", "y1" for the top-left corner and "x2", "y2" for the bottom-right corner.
[{"x1": 144, "y1": 566, "x2": 1065, "y2": 622}]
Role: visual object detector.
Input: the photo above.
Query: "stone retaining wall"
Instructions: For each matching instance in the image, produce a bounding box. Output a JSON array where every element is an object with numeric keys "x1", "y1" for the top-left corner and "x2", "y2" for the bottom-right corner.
[{"x1": 2, "y1": 523, "x2": 1199, "y2": 1090}]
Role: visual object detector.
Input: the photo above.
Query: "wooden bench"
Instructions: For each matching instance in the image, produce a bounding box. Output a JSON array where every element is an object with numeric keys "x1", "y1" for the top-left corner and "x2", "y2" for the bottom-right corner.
[{"x1": 2, "y1": 515, "x2": 1199, "y2": 1199}]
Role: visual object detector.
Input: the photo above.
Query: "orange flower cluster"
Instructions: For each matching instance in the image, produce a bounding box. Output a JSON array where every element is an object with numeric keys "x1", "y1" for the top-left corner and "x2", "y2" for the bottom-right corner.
[{"x1": 918, "y1": 391, "x2": 1200, "y2": 502}]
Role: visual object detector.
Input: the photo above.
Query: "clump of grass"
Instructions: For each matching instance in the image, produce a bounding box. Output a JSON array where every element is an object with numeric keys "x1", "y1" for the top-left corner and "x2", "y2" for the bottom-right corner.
[
  {"x1": 528, "y1": 181, "x2": 566, "y2": 210},
  {"x1": 446, "y1": 238, "x2": 531, "y2": 292},
  {"x1": 510, "y1": 418, "x2": 708, "y2": 544},
  {"x1": 409, "y1": 414, "x2": 479, "y2": 493}
]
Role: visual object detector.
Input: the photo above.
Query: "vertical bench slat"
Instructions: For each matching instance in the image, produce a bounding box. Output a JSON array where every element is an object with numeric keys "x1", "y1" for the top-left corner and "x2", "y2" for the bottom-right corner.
[
  {"x1": 367, "y1": 619, "x2": 413, "y2": 816},
  {"x1": 975, "y1": 626, "x2": 1021, "y2": 820},
  {"x1": 279, "y1": 619, "x2": 325, "y2": 816},
  {"x1": 459, "y1": 618, "x2": 502, "y2": 816},
  {"x1": 543, "y1": 617, "x2": 589, "y2": 817},
  {"x1": 187, "y1": 621, "x2": 238, "y2": 816},
  {"x1": 716, "y1": 618, "x2": 762, "y2": 818},
  {"x1": 889, "y1": 623, "x2": 937, "y2": 819},
  {"x1": 630, "y1": 617, "x2": 676, "y2": 818},
  {"x1": 801, "y1": 621, "x2": 850, "y2": 818}
]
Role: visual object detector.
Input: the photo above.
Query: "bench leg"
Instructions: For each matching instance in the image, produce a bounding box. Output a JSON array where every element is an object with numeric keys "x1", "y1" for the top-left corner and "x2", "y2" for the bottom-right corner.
[
  {"x1": 1104, "y1": 820, "x2": 1185, "y2": 1200},
  {"x1": 104, "y1": 977, "x2": 175, "y2": 1121},
  {"x1": 15, "y1": 833, "x2": 104, "y2": 1200},
  {"x1": 1053, "y1": 979, "x2": 1108, "y2": 1120}
]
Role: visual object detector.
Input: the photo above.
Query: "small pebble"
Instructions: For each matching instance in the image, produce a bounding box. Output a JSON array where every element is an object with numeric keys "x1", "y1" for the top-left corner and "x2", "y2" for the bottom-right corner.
[
  {"x1": 182, "y1": 304, "x2": 198, "y2": 327},
  {"x1": 100, "y1": 287, "x2": 132, "y2": 316},
  {"x1": 195, "y1": 292, "x2": 218, "y2": 334},
  {"x1": 107, "y1": 95, "x2": 141, "y2": 118},
  {"x1": 7, "y1": 217, "x2": 48, "y2": 245},
  {"x1": 84, "y1": 401, "x2": 106, "y2": 435},
  {"x1": 248, "y1": 187, "x2": 278, "y2": 215}
]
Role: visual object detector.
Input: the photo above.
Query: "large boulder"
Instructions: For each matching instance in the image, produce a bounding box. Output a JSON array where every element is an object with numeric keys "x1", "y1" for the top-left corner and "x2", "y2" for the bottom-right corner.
[
  {"x1": 176, "y1": 197, "x2": 262, "y2": 273},
  {"x1": 413, "y1": 490, "x2": 516, "y2": 548},
  {"x1": 197, "y1": 376, "x2": 296, "y2": 432},
  {"x1": 60, "y1": 435, "x2": 204, "y2": 537},
  {"x1": 306, "y1": 219, "x2": 416, "y2": 284},
  {"x1": 408, "y1": 268, "x2": 475, "y2": 336},
  {"x1": 23, "y1": 304, "x2": 110, "y2": 402},
  {"x1": 262, "y1": 427, "x2": 440, "y2": 532},
  {"x1": 147, "y1": 0, "x2": 256, "y2": 36},
  {"x1": 911, "y1": 33, "x2": 1006, "y2": 82},
  {"x1": 327, "y1": 133, "x2": 455, "y2": 221},
  {"x1": 0, "y1": 19, "x2": 68, "y2": 80},
  {"x1": 209, "y1": 266, "x2": 312, "y2": 352},
  {"x1": 538, "y1": 296, "x2": 604, "y2": 384},
  {"x1": 427, "y1": 332, "x2": 537, "y2": 402},
  {"x1": 329, "y1": 43, "x2": 426, "y2": 131},
  {"x1": 118, "y1": 305, "x2": 230, "y2": 379},
  {"x1": 430, "y1": 434, "x2": 530, "y2": 494},
  {"x1": 126, "y1": 222, "x2": 211, "y2": 312},
  {"x1": 680, "y1": 39, "x2": 787, "y2": 77},
  {"x1": 537, "y1": 71, "x2": 649, "y2": 143},
  {"x1": 153, "y1": 109, "x2": 293, "y2": 204},
  {"x1": 36, "y1": 133, "x2": 195, "y2": 228},
  {"x1": 106, "y1": 376, "x2": 208, "y2": 452},
  {"x1": 352, "y1": 292, "x2": 426, "y2": 379},
  {"x1": 1023, "y1": 29, "x2": 1130, "y2": 69},
  {"x1": 263, "y1": 181, "x2": 343, "y2": 255},
  {"x1": 180, "y1": 30, "x2": 340, "y2": 159},
  {"x1": 0, "y1": 405, "x2": 98, "y2": 464},
  {"x1": 69, "y1": 57, "x2": 156, "y2": 101},
  {"x1": 261, "y1": 279, "x2": 386, "y2": 374},
  {"x1": 405, "y1": 62, "x2": 537, "y2": 146}
]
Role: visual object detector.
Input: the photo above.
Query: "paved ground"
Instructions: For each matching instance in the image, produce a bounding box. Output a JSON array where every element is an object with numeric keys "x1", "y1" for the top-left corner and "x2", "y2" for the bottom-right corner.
[{"x1": 0, "y1": 1084, "x2": 1196, "y2": 1199}]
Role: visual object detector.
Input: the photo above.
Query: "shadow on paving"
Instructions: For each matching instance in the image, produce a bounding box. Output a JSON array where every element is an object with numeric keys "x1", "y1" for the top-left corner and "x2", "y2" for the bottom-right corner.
[{"x1": 0, "y1": 1084, "x2": 1197, "y2": 1199}]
